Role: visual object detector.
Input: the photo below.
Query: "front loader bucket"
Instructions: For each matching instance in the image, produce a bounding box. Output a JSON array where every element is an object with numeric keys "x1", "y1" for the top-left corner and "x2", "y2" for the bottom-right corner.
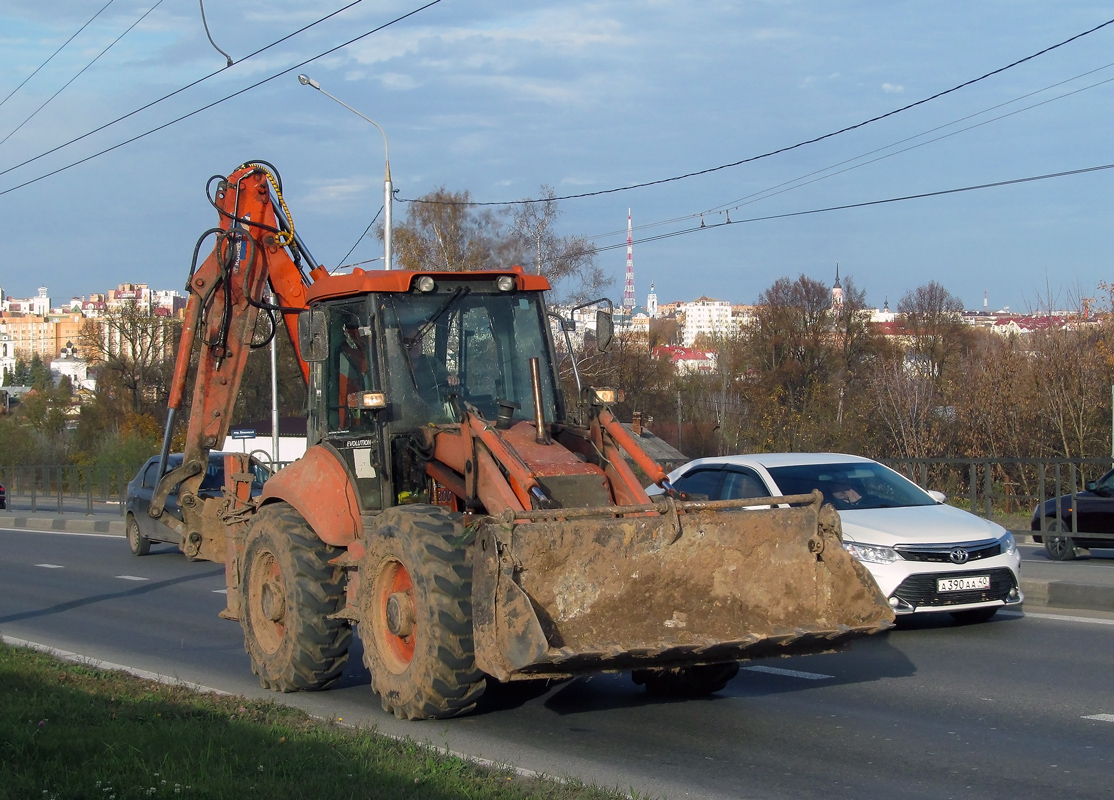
[{"x1": 471, "y1": 492, "x2": 894, "y2": 681}]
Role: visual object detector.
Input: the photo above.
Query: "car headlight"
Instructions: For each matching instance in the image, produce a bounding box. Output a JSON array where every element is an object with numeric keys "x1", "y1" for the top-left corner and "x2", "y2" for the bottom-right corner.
[
  {"x1": 844, "y1": 542, "x2": 899, "y2": 564},
  {"x1": 999, "y1": 531, "x2": 1016, "y2": 555}
]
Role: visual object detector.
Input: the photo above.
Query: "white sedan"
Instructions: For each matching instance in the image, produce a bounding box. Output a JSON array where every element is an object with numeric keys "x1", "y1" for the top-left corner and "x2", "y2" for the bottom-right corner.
[{"x1": 653, "y1": 453, "x2": 1023, "y2": 624}]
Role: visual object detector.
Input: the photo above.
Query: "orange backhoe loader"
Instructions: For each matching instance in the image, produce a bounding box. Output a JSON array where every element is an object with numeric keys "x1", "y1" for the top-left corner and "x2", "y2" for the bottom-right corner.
[{"x1": 149, "y1": 162, "x2": 893, "y2": 719}]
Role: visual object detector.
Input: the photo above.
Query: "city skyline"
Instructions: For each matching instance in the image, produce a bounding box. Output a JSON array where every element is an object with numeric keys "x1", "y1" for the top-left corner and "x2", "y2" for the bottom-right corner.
[{"x1": 1, "y1": 2, "x2": 1112, "y2": 312}]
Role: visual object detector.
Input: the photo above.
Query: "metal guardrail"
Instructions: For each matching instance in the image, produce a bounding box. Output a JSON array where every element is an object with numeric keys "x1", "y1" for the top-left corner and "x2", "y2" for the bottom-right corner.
[
  {"x1": 0, "y1": 459, "x2": 294, "y2": 516},
  {"x1": 2, "y1": 456, "x2": 1111, "y2": 539},
  {"x1": 884, "y1": 457, "x2": 1114, "y2": 539},
  {"x1": 0, "y1": 465, "x2": 131, "y2": 515}
]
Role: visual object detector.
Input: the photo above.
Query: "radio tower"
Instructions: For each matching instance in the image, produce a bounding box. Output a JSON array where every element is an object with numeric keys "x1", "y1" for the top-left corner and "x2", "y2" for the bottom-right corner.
[{"x1": 622, "y1": 209, "x2": 636, "y2": 309}]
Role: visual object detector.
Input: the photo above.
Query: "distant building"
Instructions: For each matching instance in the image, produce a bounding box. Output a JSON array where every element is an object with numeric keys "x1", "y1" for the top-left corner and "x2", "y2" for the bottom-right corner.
[
  {"x1": 0, "y1": 332, "x2": 14, "y2": 380},
  {"x1": 653, "y1": 345, "x2": 717, "y2": 375},
  {"x1": 50, "y1": 344, "x2": 94, "y2": 391},
  {"x1": 680, "y1": 296, "x2": 732, "y2": 347},
  {"x1": 4, "y1": 286, "x2": 50, "y2": 316},
  {"x1": 0, "y1": 312, "x2": 85, "y2": 361}
]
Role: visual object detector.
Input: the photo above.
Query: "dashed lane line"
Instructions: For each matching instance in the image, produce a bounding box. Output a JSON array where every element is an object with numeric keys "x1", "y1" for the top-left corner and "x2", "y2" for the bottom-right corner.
[
  {"x1": 1083, "y1": 714, "x2": 1114, "y2": 723},
  {"x1": 742, "y1": 665, "x2": 834, "y2": 680},
  {"x1": 35, "y1": 564, "x2": 64, "y2": 569},
  {"x1": 114, "y1": 575, "x2": 150, "y2": 582}
]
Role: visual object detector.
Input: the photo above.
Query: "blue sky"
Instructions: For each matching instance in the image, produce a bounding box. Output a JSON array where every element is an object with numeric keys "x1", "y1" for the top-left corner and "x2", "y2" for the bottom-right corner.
[{"x1": 1, "y1": 0, "x2": 1112, "y2": 313}]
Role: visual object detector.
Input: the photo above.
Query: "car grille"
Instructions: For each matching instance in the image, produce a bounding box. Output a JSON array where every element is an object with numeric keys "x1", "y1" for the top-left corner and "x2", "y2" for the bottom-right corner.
[
  {"x1": 894, "y1": 539, "x2": 1001, "y2": 563},
  {"x1": 892, "y1": 567, "x2": 1017, "y2": 608}
]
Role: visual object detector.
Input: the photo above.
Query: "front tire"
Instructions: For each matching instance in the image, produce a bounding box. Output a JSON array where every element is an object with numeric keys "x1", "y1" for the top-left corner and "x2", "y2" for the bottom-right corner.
[
  {"x1": 1043, "y1": 520, "x2": 1076, "y2": 561},
  {"x1": 240, "y1": 502, "x2": 352, "y2": 691},
  {"x1": 126, "y1": 514, "x2": 150, "y2": 556},
  {"x1": 632, "y1": 663, "x2": 740, "y2": 697},
  {"x1": 360, "y1": 504, "x2": 486, "y2": 720}
]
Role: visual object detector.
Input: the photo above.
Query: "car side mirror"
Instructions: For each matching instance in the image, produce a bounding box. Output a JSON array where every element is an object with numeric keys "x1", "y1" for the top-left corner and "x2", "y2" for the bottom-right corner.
[
  {"x1": 1086, "y1": 481, "x2": 1097, "y2": 492},
  {"x1": 596, "y1": 310, "x2": 613, "y2": 352},
  {"x1": 297, "y1": 307, "x2": 328, "y2": 362},
  {"x1": 927, "y1": 490, "x2": 946, "y2": 504}
]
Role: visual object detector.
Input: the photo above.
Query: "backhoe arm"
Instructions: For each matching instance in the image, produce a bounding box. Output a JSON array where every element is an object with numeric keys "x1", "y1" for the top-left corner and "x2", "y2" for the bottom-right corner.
[{"x1": 150, "y1": 163, "x2": 320, "y2": 559}]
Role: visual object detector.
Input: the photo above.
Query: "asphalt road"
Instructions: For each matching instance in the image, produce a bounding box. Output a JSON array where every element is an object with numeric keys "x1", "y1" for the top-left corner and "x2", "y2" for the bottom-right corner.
[{"x1": 3, "y1": 526, "x2": 1114, "y2": 800}]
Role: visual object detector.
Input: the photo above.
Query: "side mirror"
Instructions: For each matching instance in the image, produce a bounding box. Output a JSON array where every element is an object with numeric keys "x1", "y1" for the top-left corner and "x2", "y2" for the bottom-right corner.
[
  {"x1": 297, "y1": 307, "x2": 328, "y2": 362},
  {"x1": 927, "y1": 490, "x2": 946, "y2": 504},
  {"x1": 596, "y1": 310, "x2": 614, "y2": 352},
  {"x1": 1086, "y1": 481, "x2": 1097, "y2": 492}
]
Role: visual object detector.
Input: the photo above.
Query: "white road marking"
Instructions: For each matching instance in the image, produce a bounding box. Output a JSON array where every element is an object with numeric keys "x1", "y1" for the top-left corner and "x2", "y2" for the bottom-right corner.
[
  {"x1": 212, "y1": 589, "x2": 227, "y2": 594},
  {"x1": 743, "y1": 665, "x2": 834, "y2": 680},
  {"x1": 1001, "y1": 610, "x2": 1114, "y2": 627},
  {"x1": 115, "y1": 575, "x2": 150, "y2": 582},
  {"x1": 1083, "y1": 714, "x2": 1114, "y2": 723},
  {"x1": 35, "y1": 563, "x2": 65, "y2": 569}
]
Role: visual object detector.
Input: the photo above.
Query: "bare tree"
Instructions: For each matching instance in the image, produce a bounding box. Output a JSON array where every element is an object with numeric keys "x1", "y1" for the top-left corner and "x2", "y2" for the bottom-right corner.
[
  {"x1": 79, "y1": 302, "x2": 180, "y2": 416},
  {"x1": 896, "y1": 282, "x2": 968, "y2": 380},
  {"x1": 510, "y1": 185, "x2": 608, "y2": 303},
  {"x1": 390, "y1": 188, "x2": 520, "y2": 272},
  {"x1": 869, "y1": 352, "x2": 943, "y2": 459}
]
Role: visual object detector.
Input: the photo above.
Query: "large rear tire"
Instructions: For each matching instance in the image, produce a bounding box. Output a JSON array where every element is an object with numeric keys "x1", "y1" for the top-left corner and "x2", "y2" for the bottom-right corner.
[
  {"x1": 632, "y1": 662, "x2": 740, "y2": 697},
  {"x1": 240, "y1": 502, "x2": 352, "y2": 691},
  {"x1": 126, "y1": 514, "x2": 150, "y2": 557},
  {"x1": 1043, "y1": 520, "x2": 1076, "y2": 561},
  {"x1": 360, "y1": 504, "x2": 486, "y2": 720}
]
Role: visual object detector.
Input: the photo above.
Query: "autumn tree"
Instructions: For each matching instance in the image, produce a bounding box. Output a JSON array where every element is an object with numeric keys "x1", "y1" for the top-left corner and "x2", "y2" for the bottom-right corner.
[
  {"x1": 896, "y1": 282, "x2": 969, "y2": 380},
  {"x1": 390, "y1": 188, "x2": 520, "y2": 273},
  {"x1": 391, "y1": 186, "x2": 610, "y2": 302},
  {"x1": 231, "y1": 313, "x2": 308, "y2": 426}
]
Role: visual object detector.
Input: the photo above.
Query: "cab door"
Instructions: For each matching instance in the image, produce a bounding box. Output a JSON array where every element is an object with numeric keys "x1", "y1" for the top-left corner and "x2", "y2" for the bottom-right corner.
[{"x1": 314, "y1": 299, "x2": 385, "y2": 512}]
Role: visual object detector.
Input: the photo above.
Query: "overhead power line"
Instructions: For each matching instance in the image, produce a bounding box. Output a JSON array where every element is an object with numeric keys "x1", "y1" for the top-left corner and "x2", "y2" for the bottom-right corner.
[
  {"x1": 0, "y1": 0, "x2": 167, "y2": 148},
  {"x1": 0, "y1": 0, "x2": 373, "y2": 181},
  {"x1": 402, "y1": 15, "x2": 1114, "y2": 207},
  {"x1": 0, "y1": 0, "x2": 444, "y2": 197},
  {"x1": 583, "y1": 60, "x2": 1114, "y2": 244},
  {"x1": 0, "y1": 0, "x2": 116, "y2": 110},
  {"x1": 564, "y1": 161, "x2": 1114, "y2": 262}
]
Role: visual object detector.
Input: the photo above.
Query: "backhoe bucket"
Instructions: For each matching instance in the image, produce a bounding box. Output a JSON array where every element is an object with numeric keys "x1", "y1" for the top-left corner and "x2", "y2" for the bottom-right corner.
[{"x1": 471, "y1": 493, "x2": 893, "y2": 681}]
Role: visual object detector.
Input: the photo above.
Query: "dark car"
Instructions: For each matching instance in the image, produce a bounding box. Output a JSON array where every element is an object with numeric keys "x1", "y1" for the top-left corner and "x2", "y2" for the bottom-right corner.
[
  {"x1": 0, "y1": 479, "x2": 5, "y2": 509},
  {"x1": 125, "y1": 453, "x2": 269, "y2": 556},
  {"x1": 1031, "y1": 467, "x2": 1114, "y2": 560}
]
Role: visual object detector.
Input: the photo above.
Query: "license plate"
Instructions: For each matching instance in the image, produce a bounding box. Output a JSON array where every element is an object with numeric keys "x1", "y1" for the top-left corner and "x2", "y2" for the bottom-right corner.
[{"x1": 937, "y1": 575, "x2": 990, "y2": 592}]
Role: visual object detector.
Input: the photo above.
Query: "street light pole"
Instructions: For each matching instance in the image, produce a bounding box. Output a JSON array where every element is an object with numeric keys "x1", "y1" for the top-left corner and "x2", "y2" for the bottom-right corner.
[{"x1": 297, "y1": 74, "x2": 393, "y2": 270}]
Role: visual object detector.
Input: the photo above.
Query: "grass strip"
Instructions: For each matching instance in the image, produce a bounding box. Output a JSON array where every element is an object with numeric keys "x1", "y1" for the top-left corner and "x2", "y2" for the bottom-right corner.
[{"x1": 0, "y1": 640, "x2": 633, "y2": 800}]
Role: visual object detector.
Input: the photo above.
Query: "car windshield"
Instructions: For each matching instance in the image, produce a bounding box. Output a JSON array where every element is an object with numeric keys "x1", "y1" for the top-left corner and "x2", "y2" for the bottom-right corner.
[
  {"x1": 1091, "y1": 469, "x2": 1114, "y2": 495},
  {"x1": 766, "y1": 462, "x2": 936, "y2": 511}
]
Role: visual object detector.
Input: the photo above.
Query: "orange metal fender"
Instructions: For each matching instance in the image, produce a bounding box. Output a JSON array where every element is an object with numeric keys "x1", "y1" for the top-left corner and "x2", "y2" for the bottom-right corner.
[{"x1": 259, "y1": 445, "x2": 361, "y2": 546}]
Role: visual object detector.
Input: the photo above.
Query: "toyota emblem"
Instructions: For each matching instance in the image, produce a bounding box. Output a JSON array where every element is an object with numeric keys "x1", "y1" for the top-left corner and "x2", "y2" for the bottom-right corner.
[{"x1": 949, "y1": 547, "x2": 970, "y2": 564}]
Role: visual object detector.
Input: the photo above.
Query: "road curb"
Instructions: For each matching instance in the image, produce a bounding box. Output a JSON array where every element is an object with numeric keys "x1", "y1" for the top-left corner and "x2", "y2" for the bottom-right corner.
[
  {"x1": 1020, "y1": 578, "x2": 1114, "y2": 613},
  {"x1": 4, "y1": 516, "x2": 126, "y2": 536}
]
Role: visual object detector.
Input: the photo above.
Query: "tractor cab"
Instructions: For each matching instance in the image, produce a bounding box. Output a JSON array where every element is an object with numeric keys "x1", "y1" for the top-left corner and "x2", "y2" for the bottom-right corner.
[{"x1": 299, "y1": 268, "x2": 563, "y2": 512}]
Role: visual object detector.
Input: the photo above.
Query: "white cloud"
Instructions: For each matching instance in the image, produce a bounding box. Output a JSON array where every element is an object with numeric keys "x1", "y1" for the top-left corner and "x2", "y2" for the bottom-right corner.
[
  {"x1": 882, "y1": 82, "x2": 904, "y2": 93},
  {"x1": 300, "y1": 177, "x2": 371, "y2": 204}
]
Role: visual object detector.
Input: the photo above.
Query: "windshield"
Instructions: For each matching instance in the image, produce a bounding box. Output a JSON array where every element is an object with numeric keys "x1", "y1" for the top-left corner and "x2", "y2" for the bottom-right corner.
[
  {"x1": 766, "y1": 461, "x2": 936, "y2": 511},
  {"x1": 1091, "y1": 469, "x2": 1114, "y2": 495},
  {"x1": 380, "y1": 289, "x2": 558, "y2": 427}
]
